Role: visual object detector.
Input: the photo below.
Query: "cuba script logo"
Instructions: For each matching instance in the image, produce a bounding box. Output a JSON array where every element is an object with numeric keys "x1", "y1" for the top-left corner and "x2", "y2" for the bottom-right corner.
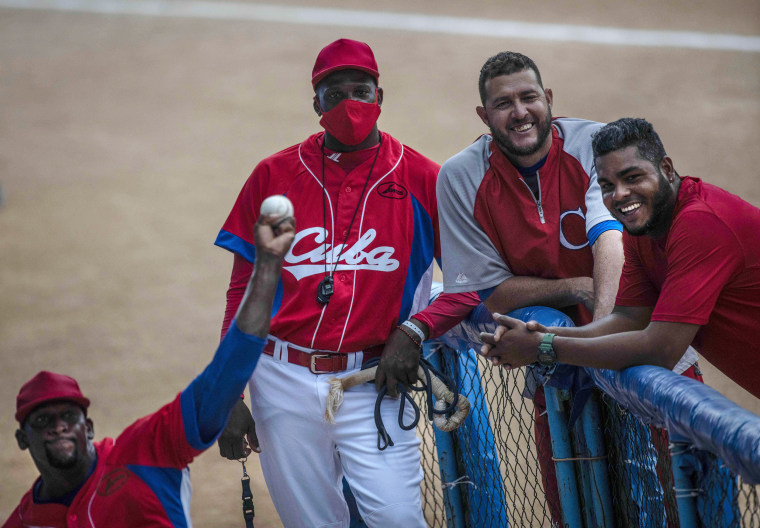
[
  {"x1": 559, "y1": 207, "x2": 588, "y2": 250},
  {"x1": 284, "y1": 227, "x2": 399, "y2": 280}
]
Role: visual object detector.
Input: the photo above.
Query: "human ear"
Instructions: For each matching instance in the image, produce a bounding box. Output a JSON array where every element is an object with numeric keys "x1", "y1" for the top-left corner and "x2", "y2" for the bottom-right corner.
[
  {"x1": 476, "y1": 106, "x2": 490, "y2": 127},
  {"x1": 86, "y1": 418, "x2": 95, "y2": 440},
  {"x1": 376, "y1": 87, "x2": 383, "y2": 107},
  {"x1": 544, "y1": 88, "x2": 553, "y2": 107},
  {"x1": 313, "y1": 96, "x2": 322, "y2": 117},
  {"x1": 661, "y1": 156, "x2": 675, "y2": 182},
  {"x1": 16, "y1": 429, "x2": 29, "y2": 451}
]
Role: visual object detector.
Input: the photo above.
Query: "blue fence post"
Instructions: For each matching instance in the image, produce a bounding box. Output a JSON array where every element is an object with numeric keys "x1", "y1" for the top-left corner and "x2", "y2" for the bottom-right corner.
[
  {"x1": 443, "y1": 346, "x2": 509, "y2": 528},
  {"x1": 425, "y1": 344, "x2": 467, "y2": 528},
  {"x1": 544, "y1": 385, "x2": 584, "y2": 527},
  {"x1": 579, "y1": 392, "x2": 614, "y2": 528},
  {"x1": 570, "y1": 418, "x2": 596, "y2": 527},
  {"x1": 670, "y1": 441, "x2": 701, "y2": 528}
]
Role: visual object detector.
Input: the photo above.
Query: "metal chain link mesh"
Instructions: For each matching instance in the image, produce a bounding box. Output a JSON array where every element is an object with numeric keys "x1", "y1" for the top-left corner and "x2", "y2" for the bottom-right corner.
[{"x1": 413, "y1": 346, "x2": 760, "y2": 527}]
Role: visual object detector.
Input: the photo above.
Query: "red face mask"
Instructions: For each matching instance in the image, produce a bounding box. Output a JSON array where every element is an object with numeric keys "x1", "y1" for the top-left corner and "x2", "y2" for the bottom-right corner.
[{"x1": 319, "y1": 99, "x2": 381, "y2": 146}]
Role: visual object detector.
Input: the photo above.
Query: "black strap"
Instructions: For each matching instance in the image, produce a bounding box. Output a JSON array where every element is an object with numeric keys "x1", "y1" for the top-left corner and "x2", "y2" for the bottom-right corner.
[
  {"x1": 241, "y1": 460, "x2": 254, "y2": 528},
  {"x1": 364, "y1": 355, "x2": 459, "y2": 451}
]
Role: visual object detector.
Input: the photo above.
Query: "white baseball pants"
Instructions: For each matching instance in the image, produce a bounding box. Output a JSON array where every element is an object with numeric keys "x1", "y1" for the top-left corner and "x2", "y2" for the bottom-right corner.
[{"x1": 248, "y1": 350, "x2": 426, "y2": 528}]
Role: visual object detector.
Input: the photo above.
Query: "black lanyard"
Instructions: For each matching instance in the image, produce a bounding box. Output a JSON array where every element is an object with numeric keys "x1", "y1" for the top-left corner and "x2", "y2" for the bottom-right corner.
[
  {"x1": 240, "y1": 458, "x2": 254, "y2": 528},
  {"x1": 317, "y1": 136, "x2": 382, "y2": 305}
]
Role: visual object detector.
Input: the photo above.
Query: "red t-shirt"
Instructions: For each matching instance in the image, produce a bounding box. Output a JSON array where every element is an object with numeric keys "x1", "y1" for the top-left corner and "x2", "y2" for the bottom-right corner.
[{"x1": 616, "y1": 177, "x2": 760, "y2": 397}]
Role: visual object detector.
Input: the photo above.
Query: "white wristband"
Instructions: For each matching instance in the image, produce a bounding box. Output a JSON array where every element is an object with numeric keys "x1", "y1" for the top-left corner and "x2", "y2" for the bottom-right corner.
[{"x1": 401, "y1": 320, "x2": 426, "y2": 343}]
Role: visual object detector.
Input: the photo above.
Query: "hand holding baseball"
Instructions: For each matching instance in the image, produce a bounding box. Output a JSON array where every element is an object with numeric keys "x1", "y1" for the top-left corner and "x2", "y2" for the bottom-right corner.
[
  {"x1": 260, "y1": 194, "x2": 294, "y2": 221},
  {"x1": 255, "y1": 195, "x2": 295, "y2": 258}
]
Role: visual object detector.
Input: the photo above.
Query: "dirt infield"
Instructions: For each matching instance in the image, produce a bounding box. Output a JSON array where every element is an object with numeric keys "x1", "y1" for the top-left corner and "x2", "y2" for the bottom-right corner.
[{"x1": 1, "y1": 1, "x2": 758, "y2": 526}]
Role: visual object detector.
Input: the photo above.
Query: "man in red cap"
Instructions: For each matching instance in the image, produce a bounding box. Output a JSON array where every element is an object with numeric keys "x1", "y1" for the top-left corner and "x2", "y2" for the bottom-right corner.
[
  {"x1": 213, "y1": 38, "x2": 480, "y2": 527},
  {"x1": 5, "y1": 216, "x2": 295, "y2": 528}
]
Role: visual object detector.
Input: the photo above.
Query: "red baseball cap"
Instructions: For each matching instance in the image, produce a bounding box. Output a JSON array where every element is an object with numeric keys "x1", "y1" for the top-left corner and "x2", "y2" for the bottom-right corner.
[
  {"x1": 311, "y1": 38, "x2": 379, "y2": 89},
  {"x1": 16, "y1": 371, "x2": 90, "y2": 424}
]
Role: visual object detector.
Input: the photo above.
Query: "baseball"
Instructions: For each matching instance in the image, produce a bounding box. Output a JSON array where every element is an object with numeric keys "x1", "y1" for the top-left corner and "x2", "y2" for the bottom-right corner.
[{"x1": 260, "y1": 194, "x2": 294, "y2": 219}]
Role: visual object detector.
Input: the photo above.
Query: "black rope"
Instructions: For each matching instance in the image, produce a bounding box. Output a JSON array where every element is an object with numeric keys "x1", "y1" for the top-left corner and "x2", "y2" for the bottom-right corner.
[{"x1": 362, "y1": 354, "x2": 460, "y2": 451}]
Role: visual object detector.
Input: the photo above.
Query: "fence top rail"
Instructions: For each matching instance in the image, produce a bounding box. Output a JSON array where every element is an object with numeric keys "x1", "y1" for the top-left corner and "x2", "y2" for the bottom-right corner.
[
  {"x1": 426, "y1": 284, "x2": 760, "y2": 484},
  {"x1": 588, "y1": 366, "x2": 760, "y2": 483}
]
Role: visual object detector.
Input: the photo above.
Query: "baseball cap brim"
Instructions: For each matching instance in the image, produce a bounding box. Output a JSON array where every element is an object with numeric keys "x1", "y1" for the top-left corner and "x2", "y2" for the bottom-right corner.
[
  {"x1": 312, "y1": 65, "x2": 380, "y2": 89},
  {"x1": 16, "y1": 395, "x2": 90, "y2": 424}
]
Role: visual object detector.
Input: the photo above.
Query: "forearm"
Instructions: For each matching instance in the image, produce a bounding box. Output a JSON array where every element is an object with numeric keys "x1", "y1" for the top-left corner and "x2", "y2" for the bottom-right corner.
[
  {"x1": 484, "y1": 275, "x2": 590, "y2": 314},
  {"x1": 189, "y1": 321, "x2": 266, "y2": 442},
  {"x1": 235, "y1": 254, "x2": 282, "y2": 337},
  {"x1": 221, "y1": 254, "x2": 253, "y2": 340},
  {"x1": 591, "y1": 230, "x2": 624, "y2": 320},
  {"x1": 547, "y1": 306, "x2": 649, "y2": 338},
  {"x1": 554, "y1": 328, "x2": 681, "y2": 371},
  {"x1": 193, "y1": 251, "x2": 283, "y2": 440},
  {"x1": 412, "y1": 291, "x2": 482, "y2": 339}
]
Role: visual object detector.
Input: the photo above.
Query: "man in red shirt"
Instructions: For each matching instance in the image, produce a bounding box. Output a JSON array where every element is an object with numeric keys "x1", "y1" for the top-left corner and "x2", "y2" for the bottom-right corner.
[
  {"x1": 480, "y1": 117, "x2": 760, "y2": 399},
  {"x1": 4, "y1": 216, "x2": 294, "y2": 528},
  {"x1": 214, "y1": 39, "x2": 479, "y2": 527}
]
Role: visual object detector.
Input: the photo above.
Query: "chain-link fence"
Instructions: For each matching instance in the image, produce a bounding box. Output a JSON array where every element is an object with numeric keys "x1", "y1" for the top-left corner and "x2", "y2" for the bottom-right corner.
[{"x1": 414, "y1": 343, "x2": 760, "y2": 527}]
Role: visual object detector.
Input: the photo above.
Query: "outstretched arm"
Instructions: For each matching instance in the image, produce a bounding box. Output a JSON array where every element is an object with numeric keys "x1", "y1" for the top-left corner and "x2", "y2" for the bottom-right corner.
[
  {"x1": 483, "y1": 305, "x2": 653, "y2": 360},
  {"x1": 480, "y1": 312, "x2": 698, "y2": 372},
  {"x1": 525, "y1": 305, "x2": 654, "y2": 339},
  {"x1": 186, "y1": 215, "x2": 295, "y2": 446}
]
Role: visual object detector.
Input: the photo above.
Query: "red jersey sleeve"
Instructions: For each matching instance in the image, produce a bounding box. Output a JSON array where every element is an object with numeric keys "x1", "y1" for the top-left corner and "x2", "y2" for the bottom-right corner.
[
  {"x1": 651, "y1": 210, "x2": 744, "y2": 325},
  {"x1": 109, "y1": 394, "x2": 201, "y2": 470},
  {"x1": 413, "y1": 291, "x2": 482, "y2": 339}
]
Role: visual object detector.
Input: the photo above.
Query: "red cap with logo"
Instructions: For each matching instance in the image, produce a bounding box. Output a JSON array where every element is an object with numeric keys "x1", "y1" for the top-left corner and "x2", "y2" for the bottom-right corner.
[
  {"x1": 16, "y1": 371, "x2": 91, "y2": 424},
  {"x1": 312, "y1": 38, "x2": 379, "y2": 89}
]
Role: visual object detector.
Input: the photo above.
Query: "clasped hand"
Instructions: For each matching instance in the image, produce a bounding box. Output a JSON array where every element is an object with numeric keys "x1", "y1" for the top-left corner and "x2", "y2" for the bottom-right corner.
[{"x1": 479, "y1": 314, "x2": 548, "y2": 369}]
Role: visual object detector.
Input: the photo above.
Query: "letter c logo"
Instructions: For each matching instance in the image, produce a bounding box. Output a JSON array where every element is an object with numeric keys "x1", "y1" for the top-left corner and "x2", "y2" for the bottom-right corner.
[{"x1": 559, "y1": 207, "x2": 588, "y2": 250}]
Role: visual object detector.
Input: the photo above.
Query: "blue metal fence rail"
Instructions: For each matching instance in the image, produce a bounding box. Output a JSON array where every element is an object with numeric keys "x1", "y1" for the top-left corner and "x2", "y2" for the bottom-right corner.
[{"x1": 423, "y1": 295, "x2": 760, "y2": 527}]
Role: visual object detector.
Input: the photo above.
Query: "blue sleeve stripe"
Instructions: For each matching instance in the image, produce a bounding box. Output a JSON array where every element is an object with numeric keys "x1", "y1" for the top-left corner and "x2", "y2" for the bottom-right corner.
[
  {"x1": 181, "y1": 320, "x2": 266, "y2": 450},
  {"x1": 587, "y1": 220, "x2": 623, "y2": 247},
  {"x1": 214, "y1": 230, "x2": 257, "y2": 264},
  {"x1": 127, "y1": 465, "x2": 190, "y2": 528},
  {"x1": 398, "y1": 195, "x2": 435, "y2": 321}
]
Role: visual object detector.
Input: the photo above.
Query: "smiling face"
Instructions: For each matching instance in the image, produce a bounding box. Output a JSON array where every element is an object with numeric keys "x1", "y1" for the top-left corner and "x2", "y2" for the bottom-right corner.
[
  {"x1": 476, "y1": 68, "x2": 553, "y2": 167},
  {"x1": 596, "y1": 145, "x2": 679, "y2": 238},
  {"x1": 16, "y1": 402, "x2": 94, "y2": 472}
]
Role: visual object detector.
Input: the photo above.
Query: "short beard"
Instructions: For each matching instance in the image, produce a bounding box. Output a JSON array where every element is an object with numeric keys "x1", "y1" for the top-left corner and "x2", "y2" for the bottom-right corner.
[
  {"x1": 45, "y1": 443, "x2": 79, "y2": 469},
  {"x1": 490, "y1": 105, "x2": 553, "y2": 162},
  {"x1": 625, "y1": 170, "x2": 676, "y2": 238}
]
